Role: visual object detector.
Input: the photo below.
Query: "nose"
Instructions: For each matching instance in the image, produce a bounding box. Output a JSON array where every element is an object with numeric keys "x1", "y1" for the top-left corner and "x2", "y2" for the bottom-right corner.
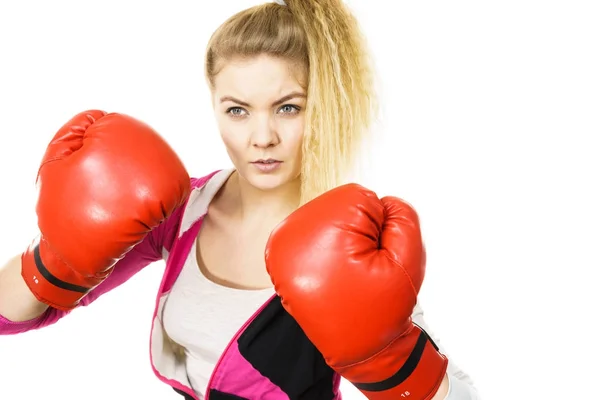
[{"x1": 250, "y1": 113, "x2": 279, "y2": 148}]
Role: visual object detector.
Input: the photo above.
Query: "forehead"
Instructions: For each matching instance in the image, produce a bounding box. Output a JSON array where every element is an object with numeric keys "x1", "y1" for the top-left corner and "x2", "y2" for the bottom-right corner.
[{"x1": 213, "y1": 55, "x2": 306, "y2": 102}]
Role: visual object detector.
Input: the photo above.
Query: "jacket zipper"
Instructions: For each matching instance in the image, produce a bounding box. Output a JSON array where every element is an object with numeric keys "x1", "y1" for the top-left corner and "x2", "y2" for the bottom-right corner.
[{"x1": 204, "y1": 293, "x2": 277, "y2": 399}]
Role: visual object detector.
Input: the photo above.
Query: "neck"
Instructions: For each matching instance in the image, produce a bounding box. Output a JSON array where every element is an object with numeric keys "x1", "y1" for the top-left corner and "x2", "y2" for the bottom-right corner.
[{"x1": 228, "y1": 171, "x2": 301, "y2": 225}]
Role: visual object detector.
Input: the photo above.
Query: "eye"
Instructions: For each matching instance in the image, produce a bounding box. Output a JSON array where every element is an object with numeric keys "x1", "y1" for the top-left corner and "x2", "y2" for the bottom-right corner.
[
  {"x1": 278, "y1": 104, "x2": 301, "y2": 114},
  {"x1": 226, "y1": 107, "x2": 247, "y2": 118}
]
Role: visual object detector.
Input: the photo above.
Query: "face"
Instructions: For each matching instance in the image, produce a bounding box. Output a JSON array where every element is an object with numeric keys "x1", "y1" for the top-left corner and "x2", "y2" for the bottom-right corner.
[{"x1": 211, "y1": 54, "x2": 306, "y2": 192}]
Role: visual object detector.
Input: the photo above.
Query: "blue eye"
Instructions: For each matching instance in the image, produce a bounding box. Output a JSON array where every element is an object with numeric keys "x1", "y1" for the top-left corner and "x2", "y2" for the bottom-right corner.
[
  {"x1": 279, "y1": 104, "x2": 300, "y2": 114},
  {"x1": 226, "y1": 107, "x2": 247, "y2": 117}
]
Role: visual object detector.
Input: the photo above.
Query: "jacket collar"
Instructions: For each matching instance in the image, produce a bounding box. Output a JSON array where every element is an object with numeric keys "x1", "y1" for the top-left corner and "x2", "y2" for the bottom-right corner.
[{"x1": 178, "y1": 168, "x2": 235, "y2": 237}]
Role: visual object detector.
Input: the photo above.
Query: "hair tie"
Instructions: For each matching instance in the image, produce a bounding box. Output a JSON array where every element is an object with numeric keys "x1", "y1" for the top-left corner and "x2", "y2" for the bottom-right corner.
[{"x1": 273, "y1": 0, "x2": 286, "y2": 5}]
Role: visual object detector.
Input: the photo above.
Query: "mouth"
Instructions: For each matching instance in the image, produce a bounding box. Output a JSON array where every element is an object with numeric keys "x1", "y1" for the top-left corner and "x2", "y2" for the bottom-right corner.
[{"x1": 252, "y1": 159, "x2": 282, "y2": 164}]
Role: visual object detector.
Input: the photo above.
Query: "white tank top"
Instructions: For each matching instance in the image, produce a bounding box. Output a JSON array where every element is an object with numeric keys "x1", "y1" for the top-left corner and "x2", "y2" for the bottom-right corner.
[{"x1": 162, "y1": 239, "x2": 275, "y2": 399}]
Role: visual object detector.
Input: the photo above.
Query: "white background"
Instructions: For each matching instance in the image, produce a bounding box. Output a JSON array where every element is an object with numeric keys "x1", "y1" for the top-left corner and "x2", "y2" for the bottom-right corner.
[{"x1": 1, "y1": 1, "x2": 599, "y2": 399}]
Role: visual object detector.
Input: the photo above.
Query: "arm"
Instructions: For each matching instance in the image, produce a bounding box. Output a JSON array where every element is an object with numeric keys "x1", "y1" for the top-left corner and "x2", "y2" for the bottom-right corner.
[
  {"x1": 0, "y1": 196, "x2": 185, "y2": 335},
  {"x1": 0, "y1": 254, "x2": 50, "y2": 323},
  {"x1": 412, "y1": 303, "x2": 475, "y2": 386},
  {"x1": 0, "y1": 109, "x2": 189, "y2": 335},
  {"x1": 412, "y1": 303, "x2": 480, "y2": 399}
]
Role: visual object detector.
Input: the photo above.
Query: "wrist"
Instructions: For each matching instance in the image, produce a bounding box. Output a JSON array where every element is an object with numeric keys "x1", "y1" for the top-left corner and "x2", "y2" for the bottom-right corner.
[
  {"x1": 21, "y1": 238, "x2": 91, "y2": 311},
  {"x1": 430, "y1": 373, "x2": 450, "y2": 400},
  {"x1": 0, "y1": 255, "x2": 49, "y2": 322}
]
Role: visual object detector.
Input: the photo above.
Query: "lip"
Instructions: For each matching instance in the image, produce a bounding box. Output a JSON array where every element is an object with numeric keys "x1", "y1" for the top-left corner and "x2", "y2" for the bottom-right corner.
[
  {"x1": 251, "y1": 158, "x2": 282, "y2": 164},
  {"x1": 251, "y1": 159, "x2": 283, "y2": 173}
]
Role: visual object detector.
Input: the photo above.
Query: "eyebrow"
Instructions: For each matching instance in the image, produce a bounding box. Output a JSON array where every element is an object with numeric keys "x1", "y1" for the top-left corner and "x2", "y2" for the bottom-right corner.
[{"x1": 219, "y1": 91, "x2": 306, "y2": 107}]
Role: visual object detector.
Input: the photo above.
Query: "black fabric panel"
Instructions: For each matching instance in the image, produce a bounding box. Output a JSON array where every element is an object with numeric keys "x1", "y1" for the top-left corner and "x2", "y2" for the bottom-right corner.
[
  {"x1": 237, "y1": 296, "x2": 336, "y2": 400},
  {"x1": 172, "y1": 387, "x2": 196, "y2": 399},
  {"x1": 206, "y1": 389, "x2": 249, "y2": 400}
]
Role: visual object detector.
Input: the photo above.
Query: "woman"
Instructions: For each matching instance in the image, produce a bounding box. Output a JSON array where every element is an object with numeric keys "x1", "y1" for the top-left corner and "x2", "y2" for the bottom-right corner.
[{"x1": 0, "y1": 1, "x2": 479, "y2": 399}]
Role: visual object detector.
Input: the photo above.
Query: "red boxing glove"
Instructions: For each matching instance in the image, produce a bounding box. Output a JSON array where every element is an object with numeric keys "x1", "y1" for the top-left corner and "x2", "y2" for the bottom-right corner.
[
  {"x1": 265, "y1": 184, "x2": 448, "y2": 400},
  {"x1": 21, "y1": 110, "x2": 190, "y2": 311}
]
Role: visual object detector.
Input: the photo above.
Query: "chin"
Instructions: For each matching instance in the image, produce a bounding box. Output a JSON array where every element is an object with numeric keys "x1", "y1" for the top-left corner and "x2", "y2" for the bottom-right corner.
[
  {"x1": 242, "y1": 166, "x2": 298, "y2": 192},
  {"x1": 247, "y1": 175, "x2": 290, "y2": 192}
]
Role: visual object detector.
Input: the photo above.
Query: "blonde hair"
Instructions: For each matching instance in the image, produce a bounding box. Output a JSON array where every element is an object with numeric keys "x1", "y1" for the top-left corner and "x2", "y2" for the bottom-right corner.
[{"x1": 205, "y1": 0, "x2": 378, "y2": 204}]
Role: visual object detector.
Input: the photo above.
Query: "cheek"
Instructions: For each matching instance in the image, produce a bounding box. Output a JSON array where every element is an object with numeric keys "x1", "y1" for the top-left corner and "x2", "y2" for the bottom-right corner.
[
  {"x1": 217, "y1": 118, "x2": 246, "y2": 159},
  {"x1": 280, "y1": 117, "x2": 305, "y2": 154}
]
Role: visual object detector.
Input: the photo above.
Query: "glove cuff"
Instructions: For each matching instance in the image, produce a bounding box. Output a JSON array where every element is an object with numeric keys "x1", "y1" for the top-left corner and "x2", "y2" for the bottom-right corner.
[
  {"x1": 346, "y1": 325, "x2": 449, "y2": 400},
  {"x1": 21, "y1": 236, "x2": 96, "y2": 311}
]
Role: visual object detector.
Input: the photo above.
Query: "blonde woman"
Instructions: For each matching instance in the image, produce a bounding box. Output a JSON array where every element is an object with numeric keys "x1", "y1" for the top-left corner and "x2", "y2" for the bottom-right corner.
[{"x1": 0, "y1": 1, "x2": 479, "y2": 399}]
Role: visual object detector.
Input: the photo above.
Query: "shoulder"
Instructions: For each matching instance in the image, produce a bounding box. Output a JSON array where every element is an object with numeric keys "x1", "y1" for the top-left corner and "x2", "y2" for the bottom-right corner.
[
  {"x1": 179, "y1": 168, "x2": 229, "y2": 215},
  {"x1": 167, "y1": 168, "x2": 234, "y2": 240},
  {"x1": 190, "y1": 169, "x2": 223, "y2": 190},
  {"x1": 143, "y1": 169, "x2": 228, "y2": 255}
]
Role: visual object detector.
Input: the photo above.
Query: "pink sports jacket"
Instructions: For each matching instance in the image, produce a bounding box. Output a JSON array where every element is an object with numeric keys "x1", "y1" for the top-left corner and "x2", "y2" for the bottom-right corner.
[{"x1": 1, "y1": 169, "x2": 454, "y2": 399}]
